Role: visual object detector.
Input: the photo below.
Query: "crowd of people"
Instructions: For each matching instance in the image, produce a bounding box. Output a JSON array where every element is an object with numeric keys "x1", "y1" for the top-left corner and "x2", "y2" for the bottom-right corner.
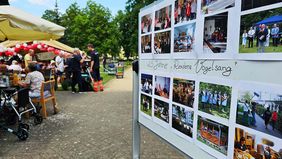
[
  {"x1": 200, "y1": 90, "x2": 229, "y2": 112},
  {"x1": 242, "y1": 23, "x2": 280, "y2": 53},
  {"x1": 141, "y1": 78, "x2": 153, "y2": 94},
  {"x1": 174, "y1": 32, "x2": 194, "y2": 52},
  {"x1": 155, "y1": 7, "x2": 171, "y2": 31},
  {"x1": 141, "y1": 35, "x2": 152, "y2": 53},
  {"x1": 154, "y1": 32, "x2": 171, "y2": 54},
  {"x1": 174, "y1": 0, "x2": 197, "y2": 24},
  {"x1": 141, "y1": 15, "x2": 152, "y2": 34},
  {"x1": 173, "y1": 81, "x2": 194, "y2": 107}
]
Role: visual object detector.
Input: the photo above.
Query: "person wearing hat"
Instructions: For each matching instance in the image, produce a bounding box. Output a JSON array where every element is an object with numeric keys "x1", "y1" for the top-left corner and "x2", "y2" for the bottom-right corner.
[{"x1": 7, "y1": 60, "x2": 23, "y2": 72}]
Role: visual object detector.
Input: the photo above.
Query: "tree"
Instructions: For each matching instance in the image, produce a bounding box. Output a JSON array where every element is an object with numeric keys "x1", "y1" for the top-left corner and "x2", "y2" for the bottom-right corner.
[{"x1": 42, "y1": 0, "x2": 61, "y2": 25}]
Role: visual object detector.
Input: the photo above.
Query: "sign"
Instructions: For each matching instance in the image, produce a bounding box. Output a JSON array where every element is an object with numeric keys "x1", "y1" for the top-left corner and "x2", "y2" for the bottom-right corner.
[
  {"x1": 36, "y1": 52, "x2": 55, "y2": 61},
  {"x1": 138, "y1": 0, "x2": 282, "y2": 159}
]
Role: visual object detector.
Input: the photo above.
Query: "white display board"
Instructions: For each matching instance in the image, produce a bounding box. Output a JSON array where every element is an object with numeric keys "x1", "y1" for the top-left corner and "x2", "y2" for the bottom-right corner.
[{"x1": 138, "y1": 0, "x2": 282, "y2": 159}]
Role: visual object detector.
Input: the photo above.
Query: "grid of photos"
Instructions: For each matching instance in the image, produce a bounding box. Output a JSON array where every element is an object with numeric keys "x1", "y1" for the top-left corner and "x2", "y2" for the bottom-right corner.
[
  {"x1": 201, "y1": 0, "x2": 235, "y2": 14},
  {"x1": 174, "y1": 23, "x2": 196, "y2": 53},
  {"x1": 173, "y1": 78, "x2": 195, "y2": 108},
  {"x1": 203, "y1": 12, "x2": 228, "y2": 54},
  {"x1": 236, "y1": 89, "x2": 282, "y2": 139},
  {"x1": 198, "y1": 82, "x2": 232, "y2": 119},
  {"x1": 239, "y1": 7, "x2": 282, "y2": 54},
  {"x1": 141, "y1": 34, "x2": 152, "y2": 54},
  {"x1": 174, "y1": 0, "x2": 197, "y2": 25},
  {"x1": 141, "y1": 14, "x2": 152, "y2": 34},
  {"x1": 172, "y1": 104, "x2": 194, "y2": 138}
]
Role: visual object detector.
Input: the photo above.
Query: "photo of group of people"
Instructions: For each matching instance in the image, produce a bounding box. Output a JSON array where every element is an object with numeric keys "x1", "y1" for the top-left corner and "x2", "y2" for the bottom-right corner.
[
  {"x1": 240, "y1": 7, "x2": 282, "y2": 54},
  {"x1": 141, "y1": 35, "x2": 152, "y2": 53},
  {"x1": 174, "y1": 0, "x2": 197, "y2": 25},
  {"x1": 141, "y1": 74, "x2": 153, "y2": 95},
  {"x1": 201, "y1": 0, "x2": 235, "y2": 14},
  {"x1": 141, "y1": 94, "x2": 152, "y2": 116},
  {"x1": 154, "y1": 31, "x2": 171, "y2": 54},
  {"x1": 154, "y1": 99, "x2": 169, "y2": 123},
  {"x1": 236, "y1": 89, "x2": 282, "y2": 139},
  {"x1": 203, "y1": 12, "x2": 228, "y2": 54},
  {"x1": 197, "y1": 116, "x2": 229, "y2": 155},
  {"x1": 198, "y1": 82, "x2": 232, "y2": 119},
  {"x1": 155, "y1": 5, "x2": 172, "y2": 31},
  {"x1": 155, "y1": 76, "x2": 171, "y2": 99},
  {"x1": 141, "y1": 14, "x2": 152, "y2": 34},
  {"x1": 241, "y1": 0, "x2": 282, "y2": 11},
  {"x1": 172, "y1": 78, "x2": 195, "y2": 108},
  {"x1": 234, "y1": 127, "x2": 282, "y2": 159},
  {"x1": 174, "y1": 23, "x2": 196, "y2": 53},
  {"x1": 172, "y1": 104, "x2": 194, "y2": 138}
]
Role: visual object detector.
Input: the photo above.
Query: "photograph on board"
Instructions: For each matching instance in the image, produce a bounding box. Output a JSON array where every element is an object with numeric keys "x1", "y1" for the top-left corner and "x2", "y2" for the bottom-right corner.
[
  {"x1": 141, "y1": 73, "x2": 153, "y2": 95},
  {"x1": 197, "y1": 116, "x2": 229, "y2": 155},
  {"x1": 174, "y1": 23, "x2": 196, "y2": 53},
  {"x1": 236, "y1": 90, "x2": 282, "y2": 139},
  {"x1": 154, "y1": 31, "x2": 171, "y2": 54},
  {"x1": 173, "y1": 78, "x2": 195, "y2": 108},
  {"x1": 241, "y1": 0, "x2": 282, "y2": 11},
  {"x1": 155, "y1": 5, "x2": 172, "y2": 31},
  {"x1": 141, "y1": 14, "x2": 152, "y2": 34},
  {"x1": 198, "y1": 82, "x2": 232, "y2": 119},
  {"x1": 234, "y1": 127, "x2": 282, "y2": 159},
  {"x1": 140, "y1": 94, "x2": 152, "y2": 116},
  {"x1": 172, "y1": 104, "x2": 193, "y2": 138},
  {"x1": 155, "y1": 75, "x2": 170, "y2": 99},
  {"x1": 154, "y1": 99, "x2": 169, "y2": 123},
  {"x1": 141, "y1": 34, "x2": 152, "y2": 54},
  {"x1": 239, "y1": 7, "x2": 282, "y2": 54},
  {"x1": 174, "y1": 0, "x2": 197, "y2": 25},
  {"x1": 201, "y1": 0, "x2": 235, "y2": 14},
  {"x1": 203, "y1": 12, "x2": 228, "y2": 54}
]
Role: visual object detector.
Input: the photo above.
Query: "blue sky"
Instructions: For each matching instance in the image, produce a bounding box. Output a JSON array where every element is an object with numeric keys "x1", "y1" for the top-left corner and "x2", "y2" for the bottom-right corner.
[{"x1": 9, "y1": 0, "x2": 127, "y2": 17}]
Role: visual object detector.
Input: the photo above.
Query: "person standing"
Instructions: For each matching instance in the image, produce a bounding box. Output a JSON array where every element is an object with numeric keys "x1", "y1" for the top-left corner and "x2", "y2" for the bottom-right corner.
[
  {"x1": 265, "y1": 26, "x2": 271, "y2": 47},
  {"x1": 257, "y1": 24, "x2": 268, "y2": 53},
  {"x1": 102, "y1": 54, "x2": 107, "y2": 71},
  {"x1": 242, "y1": 30, "x2": 248, "y2": 48},
  {"x1": 71, "y1": 48, "x2": 85, "y2": 93},
  {"x1": 190, "y1": 0, "x2": 197, "y2": 20},
  {"x1": 88, "y1": 44, "x2": 103, "y2": 92},
  {"x1": 24, "y1": 49, "x2": 35, "y2": 68},
  {"x1": 271, "y1": 24, "x2": 280, "y2": 47},
  {"x1": 248, "y1": 27, "x2": 255, "y2": 48},
  {"x1": 264, "y1": 107, "x2": 272, "y2": 129},
  {"x1": 271, "y1": 110, "x2": 278, "y2": 131},
  {"x1": 251, "y1": 102, "x2": 257, "y2": 126},
  {"x1": 243, "y1": 100, "x2": 250, "y2": 126},
  {"x1": 55, "y1": 52, "x2": 65, "y2": 85}
]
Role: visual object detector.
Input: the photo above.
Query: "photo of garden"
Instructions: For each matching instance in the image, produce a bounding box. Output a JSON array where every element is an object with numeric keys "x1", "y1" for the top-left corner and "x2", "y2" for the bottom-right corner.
[
  {"x1": 172, "y1": 104, "x2": 193, "y2": 138},
  {"x1": 140, "y1": 94, "x2": 152, "y2": 116},
  {"x1": 172, "y1": 78, "x2": 195, "y2": 108},
  {"x1": 154, "y1": 99, "x2": 169, "y2": 123}
]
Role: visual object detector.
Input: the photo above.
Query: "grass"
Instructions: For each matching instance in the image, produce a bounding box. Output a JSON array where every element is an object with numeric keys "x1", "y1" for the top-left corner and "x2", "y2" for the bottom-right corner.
[
  {"x1": 141, "y1": 105, "x2": 152, "y2": 116},
  {"x1": 199, "y1": 103, "x2": 230, "y2": 119},
  {"x1": 239, "y1": 41, "x2": 282, "y2": 53}
]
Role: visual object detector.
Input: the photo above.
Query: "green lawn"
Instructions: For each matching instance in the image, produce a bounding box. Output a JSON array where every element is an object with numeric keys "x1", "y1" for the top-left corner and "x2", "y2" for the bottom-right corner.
[
  {"x1": 199, "y1": 103, "x2": 230, "y2": 119},
  {"x1": 239, "y1": 42, "x2": 282, "y2": 53}
]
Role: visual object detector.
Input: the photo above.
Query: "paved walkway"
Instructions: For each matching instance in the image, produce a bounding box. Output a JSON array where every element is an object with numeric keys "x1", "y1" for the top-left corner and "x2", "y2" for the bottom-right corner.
[{"x1": 0, "y1": 68, "x2": 184, "y2": 159}]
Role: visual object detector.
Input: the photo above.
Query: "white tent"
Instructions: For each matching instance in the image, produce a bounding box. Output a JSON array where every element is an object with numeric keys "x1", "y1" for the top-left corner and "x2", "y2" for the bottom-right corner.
[{"x1": 0, "y1": 5, "x2": 65, "y2": 41}]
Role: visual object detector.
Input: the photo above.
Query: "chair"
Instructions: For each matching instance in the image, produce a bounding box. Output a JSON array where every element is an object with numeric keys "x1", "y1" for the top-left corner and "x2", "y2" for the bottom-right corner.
[{"x1": 31, "y1": 80, "x2": 58, "y2": 119}]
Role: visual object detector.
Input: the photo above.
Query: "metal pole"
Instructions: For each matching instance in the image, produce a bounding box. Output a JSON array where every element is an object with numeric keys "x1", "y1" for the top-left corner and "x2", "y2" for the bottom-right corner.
[{"x1": 132, "y1": 60, "x2": 140, "y2": 159}]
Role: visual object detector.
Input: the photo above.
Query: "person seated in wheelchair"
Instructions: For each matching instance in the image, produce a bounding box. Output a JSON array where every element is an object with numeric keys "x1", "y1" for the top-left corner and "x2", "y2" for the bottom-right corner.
[{"x1": 18, "y1": 63, "x2": 44, "y2": 98}]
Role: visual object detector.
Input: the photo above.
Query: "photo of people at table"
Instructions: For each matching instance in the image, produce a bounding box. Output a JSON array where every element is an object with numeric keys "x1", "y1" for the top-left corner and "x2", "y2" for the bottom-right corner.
[
  {"x1": 154, "y1": 31, "x2": 171, "y2": 54},
  {"x1": 173, "y1": 78, "x2": 195, "y2": 108},
  {"x1": 201, "y1": 0, "x2": 235, "y2": 14},
  {"x1": 198, "y1": 82, "x2": 232, "y2": 119},
  {"x1": 239, "y1": 7, "x2": 282, "y2": 54},
  {"x1": 140, "y1": 94, "x2": 152, "y2": 116},
  {"x1": 234, "y1": 127, "x2": 282, "y2": 159},
  {"x1": 141, "y1": 34, "x2": 152, "y2": 53},
  {"x1": 141, "y1": 14, "x2": 152, "y2": 34},
  {"x1": 241, "y1": 0, "x2": 282, "y2": 11},
  {"x1": 174, "y1": 23, "x2": 196, "y2": 53},
  {"x1": 197, "y1": 116, "x2": 229, "y2": 155},
  {"x1": 172, "y1": 104, "x2": 193, "y2": 138},
  {"x1": 236, "y1": 90, "x2": 282, "y2": 139},
  {"x1": 155, "y1": 5, "x2": 172, "y2": 31},
  {"x1": 203, "y1": 12, "x2": 228, "y2": 54},
  {"x1": 154, "y1": 99, "x2": 169, "y2": 123},
  {"x1": 141, "y1": 73, "x2": 153, "y2": 95},
  {"x1": 174, "y1": 0, "x2": 197, "y2": 25},
  {"x1": 154, "y1": 76, "x2": 170, "y2": 99}
]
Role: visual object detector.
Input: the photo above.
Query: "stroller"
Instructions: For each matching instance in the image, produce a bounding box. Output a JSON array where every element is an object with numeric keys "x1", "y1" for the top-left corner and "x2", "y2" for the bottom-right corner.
[{"x1": 0, "y1": 87, "x2": 43, "y2": 141}]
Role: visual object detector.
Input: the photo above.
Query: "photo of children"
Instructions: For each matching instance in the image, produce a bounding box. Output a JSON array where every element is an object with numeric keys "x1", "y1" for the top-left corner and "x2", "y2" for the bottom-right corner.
[
  {"x1": 141, "y1": 74, "x2": 153, "y2": 95},
  {"x1": 155, "y1": 76, "x2": 171, "y2": 99},
  {"x1": 236, "y1": 90, "x2": 282, "y2": 139},
  {"x1": 172, "y1": 104, "x2": 193, "y2": 138},
  {"x1": 140, "y1": 94, "x2": 152, "y2": 116},
  {"x1": 197, "y1": 116, "x2": 229, "y2": 155},
  {"x1": 241, "y1": 0, "x2": 282, "y2": 11},
  {"x1": 173, "y1": 78, "x2": 195, "y2": 108},
  {"x1": 234, "y1": 127, "x2": 282, "y2": 159},
  {"x1": 174, "y1": 23, "x2": 196, "y2": 53},
  {"x1": 154, "y1": 99, "x2": 169, "y2": 123},
  {"x1": 198, "y1": 82, "x2": 232, "y2": 119},
  {"x1": 141, "y1": 14, "x2": 152, "y2": 34},
  {"x1": 154, "y1": 31, "x2": 171, "y2": 54},
  {"x1": 155, "y1": 5, "x2": 172, "y2": 31},
  {"x1": 141, "y1": 35, "x2": 152, "y2": 53},
  {"x1": 239, "y1": 7, "x2": 282, "y2": 54},
  {"x1": 174, "y1": 0, "x2": 197, "y2": 25},
  {"x1": 203, "y1": 12, "x2": 228, "y2": 54},
  {"x1": 201, "y1": 0, "x2": 235, "y2": 14}
]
